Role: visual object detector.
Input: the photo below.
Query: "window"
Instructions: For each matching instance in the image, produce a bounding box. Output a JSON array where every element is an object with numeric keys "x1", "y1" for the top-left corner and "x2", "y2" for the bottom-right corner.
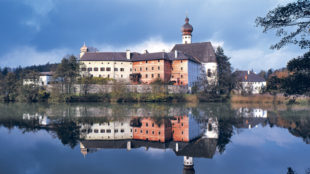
[
  {"x1": 146, "y1": 130, "x2": 148, "y2": 134},
  {"x1": 121, "y1": 75, "x2": 123, "y2": 78},
  {"x1": 146, "y1": 67, "x2": 148, "y2": 71},
  {"x1": 140, "y1": 67, "x2": 142, "y2": 71},
  {"x1": 181, "y1": 60, "x2": 183, "y2": 63},
  {"x1": 100, "y1": 129, "x2": 105, "y2": 133},
  {"x1": 158, "y1": 66, "x2": 160, "y2": 70},
  {"x1": 152, "y1": 67, "x2": 154, "y2": 70},
  {"x1": 115, "y1": 129, "x2": 118, "y2": 133},
  {"x1": 81, "y1": 68, "x2": 86, "y2": 71},
  {"x1": 107, "y1": 129, "x2": 111, "y2": 133},
  {"x1": 94, "y1": 67, "x2": 98, "y2": 71},
  {"x1": 181, "y1": 67, "x2": 183, "y2": 70},
  {"x1": 158, "y1": 131, "x2": 161, "y2": 135},
  {"x1": 135, "y1": 68, "x2": 137, "y2": 72},
  {"x1": 108, "y1": 74, "x2": 110, "y2": 78},
  {"x1": 87, "y1": 68, "x2": 92, "y2": 72},
  {"x1": 182, "y1": 131, "x2": 184, "y2": 135},
  {"x1": 146, "y1": 74, "x2": 148, "y2": 78},
  {"x1": 94, "y1": 129, "x2": 99, "y2": 133},
  {"x1": 146, "y1": 61, "x2": 148, "y2": 63},
  {"x1": 140, "y1": 130, "x2": 143, "y2": 133},
  {"x1": 107, "y1": 67, "x2": 111, "y2": 71},
  {"x1": 130, "y1": 68, "x2": 132, "y2": 71},
  {"x1": 152, "y1": 131, "x2": 154, "y2": 135},
  {"x1": 135, "y1": 129, "x2": 137, "y2": 132},
  {"x1": 121, "y1": 129, "x2": 124, "y2": 133},
  {"x1": 181, "y1": 123, "x2": 184, "y2": 127},
  {"x1": 120, "y1": 68, "x2": 124, "y2": 71},
  {"x1": 208, "y1": 69, "x2": 211, "y2": 77},
  {"x1": 181, "y1": 81, "x2": 183, "y2": 85},
  {"x1": 152, "y1": 123, "x2": 154, "y2": 127},
  {"x1": 181, "y1": 75, "x2": 183, "y2": 78},
  {"x1": 88, "y1": 129, "x2": 92, "y2": 133},
  {"x1": 158, "y1": 74, "x2": 160, "y2": 78},
  {"x1": 151, "y1": 74, "x2": 154, "y2": 78},
  {"x1": 158, "y1": 60, "x2": 160, "y2": 62},
  {"x1": 99, "y1": 75, "x2": 101, "y2": 77},
  {"x1": 146, "y1": 123, "x2": 148, "y2": 127},
  {"x1": 100, "y1": 67, "x2": 105, "y2": 71},
  {"x1": 172, "y1": 75, "x2": 174, "y2": 78},
  {"x1": 114, "y1": 68, "x2": 118, "y2": 71}
]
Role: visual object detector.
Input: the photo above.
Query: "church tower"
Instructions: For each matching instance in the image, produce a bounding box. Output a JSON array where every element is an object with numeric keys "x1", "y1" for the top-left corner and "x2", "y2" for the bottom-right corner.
[
  {"x1": 181, "y1": 17, "x2": 193, "y2": 44},
  {"x1": 80, "y1": 42, "x2": 88, "y2": 58}
]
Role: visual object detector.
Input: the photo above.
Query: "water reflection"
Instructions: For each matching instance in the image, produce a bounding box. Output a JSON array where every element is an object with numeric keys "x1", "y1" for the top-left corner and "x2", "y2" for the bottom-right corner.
[{"x1": 0, "y1": 103, "x2": 309, "y2": 173}]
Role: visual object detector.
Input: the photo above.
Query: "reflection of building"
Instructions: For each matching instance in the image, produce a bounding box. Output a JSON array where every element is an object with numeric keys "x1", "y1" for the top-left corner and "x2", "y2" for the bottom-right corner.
[
  {"x1": 22, "y1": 113, "x2": 50, "y2": 126},
  {"x1": 171, "y1": 115, "x2": 203, "y2": 142},
  {"x1": 237, "y1": 108, "x2": 268, "y2": 129},
  {"x1": 237, "y1": 108, "x2": 267, "y2": 118},
  {"x1": 132, "y1": 117, "x2": 172, "y2": 142},
  {"x1": 183, "y1": 156, "x2": 195, "y2": 174},
  {"x1": 79, "y1": 118, "x2": 133, "y2": 140},
  {"x1": 203, "y1": 117, "x2": 219, "y2": 139}
]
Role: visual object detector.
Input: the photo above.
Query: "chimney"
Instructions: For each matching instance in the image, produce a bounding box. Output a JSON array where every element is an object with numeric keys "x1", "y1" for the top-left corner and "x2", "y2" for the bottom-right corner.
[
  {"x1": 126, "y1": 50, "x2": 131, "y2": 60},
  {"x1": 175, "y1": 50, "x2": 178, "y2": 58},
  {"x1": 143, "y1": 50, "x2": 148, "y2": 54}
]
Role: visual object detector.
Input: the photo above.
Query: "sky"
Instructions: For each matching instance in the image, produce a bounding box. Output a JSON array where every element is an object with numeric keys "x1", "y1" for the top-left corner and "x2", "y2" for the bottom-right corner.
[{"x1": 0, "y1": 0, "x2": 305, "y2": 72}]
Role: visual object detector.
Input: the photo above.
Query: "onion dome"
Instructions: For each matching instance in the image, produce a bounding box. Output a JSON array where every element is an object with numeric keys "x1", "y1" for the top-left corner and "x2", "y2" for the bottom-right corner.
[{"x1": 181, "y1": 17, "x2": 193, "y2": 35}]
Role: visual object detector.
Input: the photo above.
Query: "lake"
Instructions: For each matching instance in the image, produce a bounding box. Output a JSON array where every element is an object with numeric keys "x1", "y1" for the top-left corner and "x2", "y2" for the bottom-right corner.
[{"x1": 0, "y1": 103, "x2": 309, "y2": 174}]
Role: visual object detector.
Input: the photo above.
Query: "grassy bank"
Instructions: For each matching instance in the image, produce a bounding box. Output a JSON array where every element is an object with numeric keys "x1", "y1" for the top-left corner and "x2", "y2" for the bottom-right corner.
[
  {"x1": 231, "y1": 94, "x2": 310, "y2": 105},
  {"x1": 49, "y1": 93, "x2": 199, "y2": 103}
]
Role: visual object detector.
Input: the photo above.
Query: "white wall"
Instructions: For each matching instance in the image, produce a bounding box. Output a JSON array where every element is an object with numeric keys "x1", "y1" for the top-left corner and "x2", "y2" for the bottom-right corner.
[
  {"x1": 80, "y1": 61, "x2": 132, "y2": 82},
  {"x1": 23, "y1": 75, "x2": 52, "y2": 86},
  {"x1": 202, "y1": 62, "x2": 218, "y2": 85},
  {"x1": 187, "y1": 60, "x2": 201, "y2": 87},
  {"x1": 241, "y1": 81, "x2": 266, "y2": 94}
]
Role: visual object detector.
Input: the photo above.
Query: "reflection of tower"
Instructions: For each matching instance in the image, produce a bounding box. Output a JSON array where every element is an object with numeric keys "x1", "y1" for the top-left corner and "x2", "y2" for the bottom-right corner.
[
  {"x1": 80, "y1": 142, "x2": 88, "y2": 158},
  {"x1": 183, "y1": 156, "x2": 195, "y2": 174}
]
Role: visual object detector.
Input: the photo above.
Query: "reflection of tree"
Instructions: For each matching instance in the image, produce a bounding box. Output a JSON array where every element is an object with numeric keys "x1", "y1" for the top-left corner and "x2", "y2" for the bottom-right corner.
[
  {"x1": 51, "y1": 119, "x2": 80, "y2": 148},
  {"x1": 268, "y1": 111, "x2": 310, "y2": 144}
]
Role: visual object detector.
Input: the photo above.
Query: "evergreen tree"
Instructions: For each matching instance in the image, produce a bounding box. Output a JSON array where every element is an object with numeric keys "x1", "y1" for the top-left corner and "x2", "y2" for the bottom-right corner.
[{"x1": 215, "y1": 47, "x2": 235, "y2": 95}]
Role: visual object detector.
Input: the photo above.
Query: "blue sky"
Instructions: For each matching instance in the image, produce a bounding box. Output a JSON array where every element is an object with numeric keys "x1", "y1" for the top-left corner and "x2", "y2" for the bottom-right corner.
[{"x1": 0, "y1": 0, "x2": 304, "y2": 72}]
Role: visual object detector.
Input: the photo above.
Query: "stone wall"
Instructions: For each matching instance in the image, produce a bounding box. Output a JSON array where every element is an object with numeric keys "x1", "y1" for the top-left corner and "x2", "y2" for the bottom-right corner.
[{"x1": 47, "y1": 84, "x2": 189, "y2": 94}]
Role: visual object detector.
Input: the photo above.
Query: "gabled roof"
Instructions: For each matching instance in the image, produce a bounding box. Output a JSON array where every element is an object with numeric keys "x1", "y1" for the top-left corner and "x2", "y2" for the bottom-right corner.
[
  {"x1": 234, "y1": 71, "x2": 266, "y2": 82},
  {"x1": 80, "y1": 51, "x2": 201, "y2": 64},
  {"x1": 171, "y1": 42, "x2": 216, "y2": 63},
  {"x1": 80, "y1": 52, "x2": 137, "y2": 62}
]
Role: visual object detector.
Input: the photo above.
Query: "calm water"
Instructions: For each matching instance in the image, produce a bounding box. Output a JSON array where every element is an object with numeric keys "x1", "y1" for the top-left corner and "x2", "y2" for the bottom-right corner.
[{"x1": 0, "y1": 103, "x2": 309, "y2": 174}]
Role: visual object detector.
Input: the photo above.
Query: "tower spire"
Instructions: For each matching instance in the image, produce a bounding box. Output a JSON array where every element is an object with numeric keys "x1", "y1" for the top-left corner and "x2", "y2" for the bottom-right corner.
[{"x1": 181, "y1": 16, "x2": 193, "y2": 44}]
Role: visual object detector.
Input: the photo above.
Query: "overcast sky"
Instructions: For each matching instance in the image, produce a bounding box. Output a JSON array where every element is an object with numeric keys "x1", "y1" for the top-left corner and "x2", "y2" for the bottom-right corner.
[{"x1": 0, "y1": 0, "x2": 305, "y2": 72}]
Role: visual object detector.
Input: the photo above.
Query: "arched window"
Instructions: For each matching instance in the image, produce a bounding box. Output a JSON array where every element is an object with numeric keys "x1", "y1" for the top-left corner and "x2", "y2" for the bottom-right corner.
[{"x1": 208, "y1": 69, "x2": 212, "y2": 77}]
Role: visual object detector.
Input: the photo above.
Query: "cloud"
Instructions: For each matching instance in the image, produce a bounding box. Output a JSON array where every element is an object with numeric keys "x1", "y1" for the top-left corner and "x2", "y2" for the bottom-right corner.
[
  {"x1": 0, "y1": 46, "x2": 71, "y2": 67},
  {"x1": 227, "y1": 47, "x2": 302, "y2": 72},
  {"x1": 23, "y1": 0, "x2": 55, "y2": 16},
  {"x1": 94, "y1": 37, "x2": 175, "y2": 53},
  {"x1": 232, "y1": 126, "x2": 298, "y2": 147}
]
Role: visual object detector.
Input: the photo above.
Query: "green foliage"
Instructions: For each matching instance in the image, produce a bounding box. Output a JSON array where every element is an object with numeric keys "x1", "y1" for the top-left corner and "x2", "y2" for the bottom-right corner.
[
  {"x1": 256, "y1": 0, "x2": 310, "y2": 49},
  {"x1": 216, "y1": 47, "x2": 235, "y2": 95}
]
